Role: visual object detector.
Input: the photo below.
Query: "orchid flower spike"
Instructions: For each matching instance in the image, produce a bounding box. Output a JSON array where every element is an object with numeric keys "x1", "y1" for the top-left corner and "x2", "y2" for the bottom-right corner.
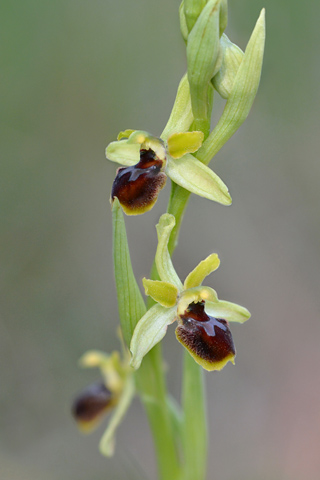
[{"x1": 130, "y1": 214, "x2": 250, "y2": 371}]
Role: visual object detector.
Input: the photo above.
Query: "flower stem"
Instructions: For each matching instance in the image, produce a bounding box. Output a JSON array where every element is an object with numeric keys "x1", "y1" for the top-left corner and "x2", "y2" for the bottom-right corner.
[
  {"x1": 167, "y1": 183, "x2": 191, "y2": 254},
  {"x1": 112, "y1": 198, "x2": 181, "y2": 480},
  {"x1": 138, "y1": 68, "x2": 213, "y2": 480},
  {"x1": 166, "y1": 183, "x2": 208, "y2": 480},
  {"x1": 135, "y1": 345, "x2": 182, "y2": 480},
  {"x1": 181, "y1": 352, "x2": 207, "y2": 480}
]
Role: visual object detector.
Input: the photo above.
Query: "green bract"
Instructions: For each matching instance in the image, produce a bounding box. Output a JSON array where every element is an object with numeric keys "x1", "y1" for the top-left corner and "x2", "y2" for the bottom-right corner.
[
  {"x1": 130, "y1": 214, "x2": 250, "y2": 371},
  {"x1": 212, "y1": 34, "x2": 244, "y2": 99},
  {"x1": 106, "y1": 129, "x2": 232, "y2": 215},
  {"x1": 197, "y1": 8, "x2": 266, "y2": 165},
  {"x1": 112, "y1": 198, "x2": 147, "y2": 345}
]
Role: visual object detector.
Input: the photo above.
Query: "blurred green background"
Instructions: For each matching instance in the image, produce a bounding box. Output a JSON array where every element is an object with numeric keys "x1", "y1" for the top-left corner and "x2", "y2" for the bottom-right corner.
[{"x1": 1, "y1": 0, "x2": 320, "y2": 479}]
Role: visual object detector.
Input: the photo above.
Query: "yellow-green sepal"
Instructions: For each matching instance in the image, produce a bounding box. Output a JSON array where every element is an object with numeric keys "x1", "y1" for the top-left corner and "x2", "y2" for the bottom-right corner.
[
  {"x1": 167, "y1": 131, "x2": 204, "y2": 159},
  {"x1": 184, "y1": 253, "x2": 220, "y2": 289},
  {"x1": 161, "y1": 73, "x2": 193, "y2": 141},
  {"x1": 204, "y1": 300, "x2": 251, "y2": 323},
  {"x1": 143, "y1": 278, "x2": 178, "y2": 308},
  {"x1": 130, "y1": 304, "x2": 177, "y2": 370},
  {"x1": 166, "y1": 153, "x2": 232, "y2": 205},
  {"x1": 155, "y1": 214, "x2": 183, "y2": 290}
]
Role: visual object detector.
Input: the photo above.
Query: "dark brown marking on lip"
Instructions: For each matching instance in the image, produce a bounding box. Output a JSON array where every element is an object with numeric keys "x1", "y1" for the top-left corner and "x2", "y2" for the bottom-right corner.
[
  {"x1": 72, "y1": 382, "x2": 113, "y2": 425},
  {"x1": 176, "y1": 301, "x2": 236, "y2": 366},
  {"x1": 111, "y1": 148, "x2": 166, "y2": 215}
]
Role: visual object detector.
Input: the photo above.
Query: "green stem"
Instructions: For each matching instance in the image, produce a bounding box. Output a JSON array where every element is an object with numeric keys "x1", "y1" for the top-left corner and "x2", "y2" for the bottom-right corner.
[
  {"x1": 167, "y1": 183, "x2": 191, "y2": 254},
  {"x1": 181, "y1": 352, "x2": 207, "y2": 480},
  {"x1": 135, "y1": 345, "x2": 182, "y2": 480},
  {"x1": 164, "y1": 93, "x2": 211, "y2": 478},
  {"x1": 132, "y1": 186, "x2": 192, "y2": 480},
  {"x1": 166, "y1": 184, "x2": 208, "y2": 480},
  {"x1": 112, "y1": 199, "x2": 181, "y2": 480},
  {"x1": 136, "y1": 174, "x2": 208, "y2": 480},
  {"x1": 136, "y1": 69, "x2": 213, "y2": 480}
]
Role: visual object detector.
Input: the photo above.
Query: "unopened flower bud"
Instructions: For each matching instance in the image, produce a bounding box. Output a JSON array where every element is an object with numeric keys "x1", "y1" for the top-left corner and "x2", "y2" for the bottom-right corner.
[
  {"x1": 176, "y1": 301, "x2": 236, "y2": 371},
  {"x1": 219, "y1": 0, "x2": 228, "y2": 37},
  {"x1": 179, "y1": 1, "x2": 189, "y2": 43},
  {"x1": 187, "y1": 0, "x2": 221, "y2": 135},
  {"x1": 212, "y1": 34, "x2": 244, "y2": 99},
  {"x1": 72, "y1": 382, "x2": 115, "y2": 432},
  {"x1": 184, "y1": 0, "x2": 207, "y2": 33}
]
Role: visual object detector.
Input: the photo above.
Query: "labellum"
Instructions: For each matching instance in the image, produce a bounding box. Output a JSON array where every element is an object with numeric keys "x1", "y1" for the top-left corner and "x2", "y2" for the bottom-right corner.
[
  {"x1": 72, "y1": 382, "x2": 115, "y2": 431},
  {"x1": 111, "y1": 148, "x2": 167, "y2": 215},
  {"x1": 175, "y1": 301, "x2": 236, "y2": 371}
]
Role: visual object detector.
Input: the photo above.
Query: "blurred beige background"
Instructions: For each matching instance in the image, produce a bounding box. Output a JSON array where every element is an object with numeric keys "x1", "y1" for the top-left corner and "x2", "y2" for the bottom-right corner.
[{"x1": 1, "y1": 0, "x2": 320, "y2": 479}]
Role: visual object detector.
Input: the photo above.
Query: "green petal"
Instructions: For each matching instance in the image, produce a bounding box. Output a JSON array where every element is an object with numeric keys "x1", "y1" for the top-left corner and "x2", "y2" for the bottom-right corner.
[
  {"x1": 78, "y1": 350, "x2": 124, "y2": 393},
  {"x1": 117, "y1": 129, "x2": 136, "y2": 140},
  {"x1": 177, "y1": 286, "x2": 218, "y2": 316},
  {"x1": 161, "y1": 73, "x2": 193, "y2": 141},
  {"x1": 167, "y1": 131, "x2": 204, "y2": 159},
  {"x1": 184, "y1": 253, "x2": 220, "y2": 289},
  {"x1": 197, "y1": 9, "x2": 266, "y2": 165},
  {"x1": 106, "y1": 139, "x2": 140, "y2": 166},
  {"x1": 204, "y1": 300, "x2": 251, "y2": 323},
  {"x1": 155, "y1": 214, "x2": 183, "y2": 290},
  {"x1": 112, "y1": 198, "x2": 147, "y2": 346},
  {"x1": 166, "y1": 153, "x2": 232, "y2": 205},
  {"x1": 143, "y1": 278, "x2": 178, "y2": 308},
  {"x1": 99, "y1": 375, "x2": 135, "y2": 457},
  {"x1": 130, "y1": 304, "x2": 177, "y2": 370},
  {"x1": 79, "y1": 350, "x2": 110, "y2": 368}
]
